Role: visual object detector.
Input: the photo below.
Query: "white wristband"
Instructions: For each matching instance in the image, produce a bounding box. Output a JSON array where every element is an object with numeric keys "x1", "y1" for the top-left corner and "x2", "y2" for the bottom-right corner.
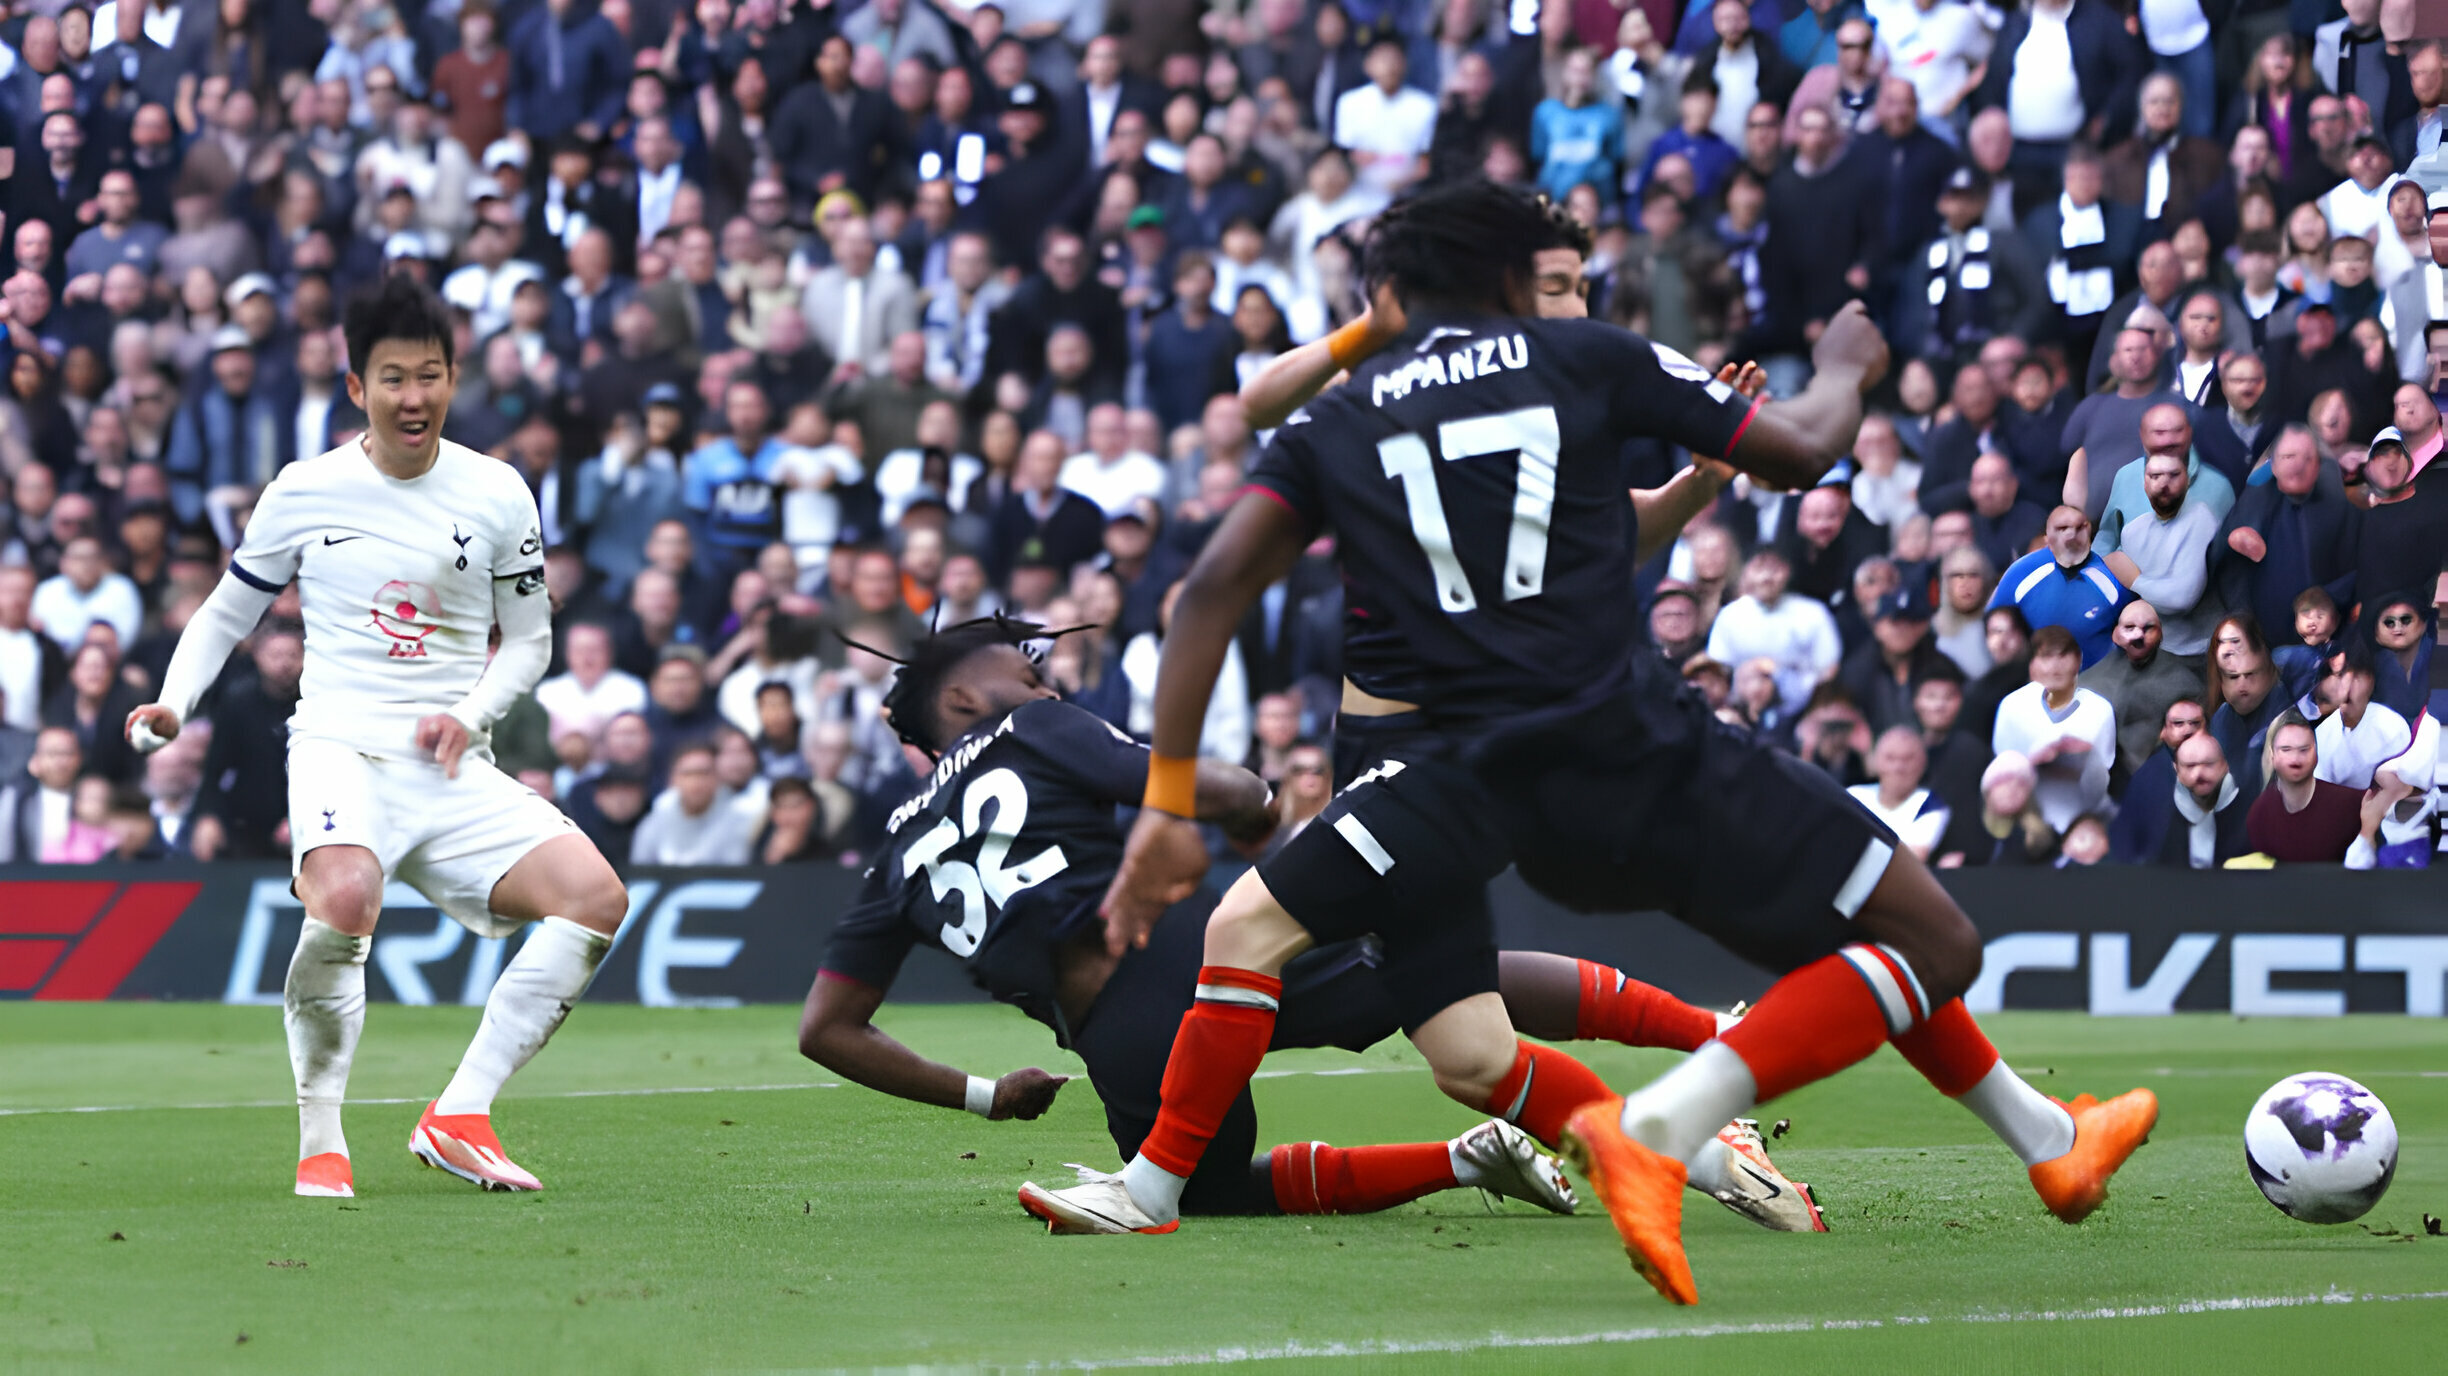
[{"x1": 964, "y1": 1074, "x2": 997, "y2": 1117}]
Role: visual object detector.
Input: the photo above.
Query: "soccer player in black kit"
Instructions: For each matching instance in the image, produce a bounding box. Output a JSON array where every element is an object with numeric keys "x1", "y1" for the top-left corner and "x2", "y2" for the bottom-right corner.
[
  {"x1": 1027, "y1": 181, "x2": 2157, "y2": 1304},
  {"x1": 796, "y1": 615, "x2": 1823, "y2": 1225}
]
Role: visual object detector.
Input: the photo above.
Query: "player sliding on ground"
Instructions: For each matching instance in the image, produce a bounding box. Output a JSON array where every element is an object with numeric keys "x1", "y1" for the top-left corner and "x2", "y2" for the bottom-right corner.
[
  {"x1": 127, "y1": 277, "x2": 630, "y2": 1199},
  {"x1": 796, "y1": 614, "x2": 1821, "y2": 1229},
  {"x1": 1023, "y1": 180, "x2": 2157, "y2": 1304}
]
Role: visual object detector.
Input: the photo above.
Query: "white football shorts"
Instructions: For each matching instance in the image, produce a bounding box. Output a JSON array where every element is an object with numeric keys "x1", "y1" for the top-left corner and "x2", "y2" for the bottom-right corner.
[{"x1": 287, "y1": 735, "x2": 581, "y2": 938}]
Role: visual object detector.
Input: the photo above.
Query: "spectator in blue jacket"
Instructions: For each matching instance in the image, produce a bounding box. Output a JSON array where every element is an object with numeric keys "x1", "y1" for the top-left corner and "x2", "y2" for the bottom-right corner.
[
  {"x1": 508, "y1": 0, "x2": 630, "y2": 144},
  {"x1": 1989, "y1": 504, "x2": 2129, "y2": 668},
  {"x1": 1530, "y1": 48, "x2": 1621, "y2": 202},
  {"x1": 683, "y1": 380, "x2": 788, "y2": 581},
  {"x1": 164, "y1": 326, "x2": 296, "y2": 538}
]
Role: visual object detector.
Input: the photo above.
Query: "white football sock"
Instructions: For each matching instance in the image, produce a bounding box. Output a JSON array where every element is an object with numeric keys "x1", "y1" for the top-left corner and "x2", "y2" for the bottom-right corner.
[
  {"x1": 1120, "y1": 1154, "x2": 1190, "y2": 1225},
  {"x1": 285, "y1": 917, "x2": 370, "y2": 1161},
  {"x1": 1682, "y1": 1135, "x2": 1738, "y2": 1197},
  {"x1": 1618, "y1": 1041, "x2": 1759, "y2": 1169},
  {"x1": 433, "y1": 918, "x2": 609, "y2": 1117},
  {"x1": 1958, "y1": 1061, "x2": 2078, "y2": 1166}
]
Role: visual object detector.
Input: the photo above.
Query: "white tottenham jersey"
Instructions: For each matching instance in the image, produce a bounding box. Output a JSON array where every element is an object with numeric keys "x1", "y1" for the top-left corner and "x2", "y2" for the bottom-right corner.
[{"x1": 230, "y1": 438, "x2": 544, "y2": 761}]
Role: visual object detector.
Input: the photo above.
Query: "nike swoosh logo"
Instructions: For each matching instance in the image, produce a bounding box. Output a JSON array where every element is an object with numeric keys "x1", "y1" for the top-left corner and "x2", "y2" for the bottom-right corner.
[
  {"x1": 1736, "y1": 1163, "x2": 1782, "y2": 1199},
  {"x1": 324, "y1": 535, "x2": 364, "y2": 545}
]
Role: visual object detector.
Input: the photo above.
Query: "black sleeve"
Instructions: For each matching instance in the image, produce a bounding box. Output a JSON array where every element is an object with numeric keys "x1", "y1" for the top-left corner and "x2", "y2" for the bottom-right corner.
[
  {"x1": 1244, "y1": 417, "x2": 1326, "y2": 533},
  {"x1": 1588, "y1": 322, "x2": 1763, "y2": 461},
  {"x1": 1015, "y1": 698, "x2": 1152, "y2": 805},
  {"x1": 817, "y1": 867, "x2": 921, "y2": 991}
]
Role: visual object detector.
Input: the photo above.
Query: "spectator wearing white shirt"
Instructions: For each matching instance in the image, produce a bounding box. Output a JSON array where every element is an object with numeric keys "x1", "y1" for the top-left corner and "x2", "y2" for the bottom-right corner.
[
  {"x1": 535, "y1": 622, "x2": 650, "y2": 748},
  {"x1": 2318, "y1": 135, "x2": 2405, "y2": 242},
  {"x1": 771, "y1": 403, "x2": 865, "y2": 574},
  {"x1": 1991, "y1": 624, "x2": 2118, "y2": 832},
  {"x1": 1059, "y1": 402, "x2": 1167, "y2": 519},
  {"x1": 0, "y1": 565, "x2": 59, "y2": 733},
  {"x1": 438, "y1": 217, "x2": 543, "y2": 341},
  {"x1": 1124, "y1": 581, "x2": 1251, "y2": 764},
  {"x1": 1334, "y1": 38, "x2": 1437, "y2": 199},
  {"x1": 2313, "y1": 643, "x2": 2414, "y2": 790},
  {"x1": 630, "y1": 742, "x2": 758, "y2": 866},
  {"x1": 31, "y1": 537, "x2": 140, "y2": 653},
  {"x1": 1886, "y1": 0, "x2": 1994, "y2": 134},
  {"x1": 871, "y1": 399, "x2": 982, "y2": 528},
  {"x1": 0, "y1": 725, "x2": 80, "y2": 863},
  {"x1": 1703, "y1": 549, "x2": 1842, "y2": 714},
  {"x1": 1847, "y1": 726, "x2": 1951, "y2": 860}
]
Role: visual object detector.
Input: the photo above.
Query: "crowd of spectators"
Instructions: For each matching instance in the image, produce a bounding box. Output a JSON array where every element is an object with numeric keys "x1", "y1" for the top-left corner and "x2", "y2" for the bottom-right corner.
[{"x1": 0, "y1": 0, "x2": 2442, "y2": 876}]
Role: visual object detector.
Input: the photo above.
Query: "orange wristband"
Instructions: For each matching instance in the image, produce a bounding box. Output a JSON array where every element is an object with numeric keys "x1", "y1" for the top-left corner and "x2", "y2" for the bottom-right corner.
[
  {"x1": 1325, "y1": 318, "x2": 1375, "y2": 372},
  {"x1": 1143, "y1": 752, "x2": 1198, "y2": 818}
]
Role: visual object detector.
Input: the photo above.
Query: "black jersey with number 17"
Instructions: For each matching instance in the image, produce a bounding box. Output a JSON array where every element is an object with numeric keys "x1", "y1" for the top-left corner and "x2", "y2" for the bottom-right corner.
[{"x1": 1246, "y1": 314, "x2": 1761, "y2": 720}]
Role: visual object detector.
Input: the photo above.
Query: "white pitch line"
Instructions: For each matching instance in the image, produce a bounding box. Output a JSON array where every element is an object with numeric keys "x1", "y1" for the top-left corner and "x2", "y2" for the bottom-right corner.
[
  {"x1": 947, "y1": 1289, "x2": 2448, "y2": 1372},
  {"x1": 0, "y1": 1065, "x2": 1436, "y2": 1118},
  {"x1": 0, "y1": 1082, "x2": 845, "y2": 1118}
]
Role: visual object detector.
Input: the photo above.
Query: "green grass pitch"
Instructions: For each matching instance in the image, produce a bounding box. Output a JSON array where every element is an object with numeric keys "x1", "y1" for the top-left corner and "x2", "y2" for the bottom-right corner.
[{"x1": 3, "y1": 1004, "x2": 2444, "y2": 1374}]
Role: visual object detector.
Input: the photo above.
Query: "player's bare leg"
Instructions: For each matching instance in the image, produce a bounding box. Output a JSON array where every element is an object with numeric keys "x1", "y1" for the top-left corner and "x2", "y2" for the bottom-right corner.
[
  {"x1": 411, "y1": 835, "x2": 625, "y2": 1192},
  {"x1": 289, "y1": 845, "x2": 384, "y2": 1198}
]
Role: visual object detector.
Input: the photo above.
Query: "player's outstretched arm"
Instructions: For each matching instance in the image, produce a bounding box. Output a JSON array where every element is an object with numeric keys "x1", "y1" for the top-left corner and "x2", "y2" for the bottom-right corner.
[
  {"x1": 127, "y1": 568, "x2": 280, "y2": 751},
  {"x1": 1629, "y1": 361, "x2": 1763, "y2": 561},
  {"x1": 419, "y1": 562, "x2": 554, "y2": 779},
  {"x1": 797, "y1": 971, "x2": 1068, "y2": 1119},
  {"x1": 1725, "y1": 302, "x2": 1890, "y2": 491},
  {"x1": 1238, "y1": 284, "x2": 1407, "y2": 431},
  {"x1": 1102, "y1": 493, "x2": 1311, "y2": 955}
]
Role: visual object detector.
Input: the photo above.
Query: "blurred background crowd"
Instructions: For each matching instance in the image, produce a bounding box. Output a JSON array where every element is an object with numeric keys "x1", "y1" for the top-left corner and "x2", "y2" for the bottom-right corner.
[{"x1": 0, "y1": 0, "x2": 2443, "y2": 875}]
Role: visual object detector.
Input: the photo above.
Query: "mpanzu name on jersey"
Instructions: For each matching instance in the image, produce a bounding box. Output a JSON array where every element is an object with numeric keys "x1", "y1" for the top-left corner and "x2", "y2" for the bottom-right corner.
[{"x1": 1370, "y1": 333, "x2": 1531, "y2": 407}]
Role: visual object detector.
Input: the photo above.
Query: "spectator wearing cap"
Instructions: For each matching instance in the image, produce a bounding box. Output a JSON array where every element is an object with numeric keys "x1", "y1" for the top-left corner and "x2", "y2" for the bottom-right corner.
[
  {"x1": 2212, "y1": 423, "x2": 2361, "y2": 645},
  {"x1": 1335, "y1": 37, "x2": 1437, "y2": 200},
  {"x1": 1991, "y1": 623, "x2": 2118, "y2": 832},
  {"x1": 2314, "y1": 640, "x2": 2415, "y2": 790},
  {"x1": 1908, "y1": 167, "x2": 2049, "y2": 368},
  {"x1": 1935, "y1": 749, "x2": 2058, "y2": 867},
  {"x1": 2081, "y1": 599, "x2": 2201, "y2": 775},
  {"x1": 1840, "y1": 587, "x2": 1948, "y2": 736},
  {"x1": 965, "y1": 80, "x2": 1078, "y2": 274},
  {"x1": 1849, "y1": 725, "x2": 1952, "y2": 861},
  {"x1": 2095, "y1": 436, "x2": 2220, "y2": 657},
  {"x1": 162, "y1": 325, "x2": 292, "y2": 537},
  {"x1": 2109, "y1": 731, "x2": 2246, "y2": 867},
  {"x1": 2246, "y1": 711, "x2": 2366, "y2": 862},
  {"x1": 506, "y1": 0, "x2": 629, "y2": 146},
  {"x1": 1989, "y1": 505, "x2": 2126, "y2": 668},
  {"x1": 2352, "y1": 428, "x2": 2448, "y2": 638},
  {"x1": 1705, "y1": 548, "x2": 1842, "y2": 714}
]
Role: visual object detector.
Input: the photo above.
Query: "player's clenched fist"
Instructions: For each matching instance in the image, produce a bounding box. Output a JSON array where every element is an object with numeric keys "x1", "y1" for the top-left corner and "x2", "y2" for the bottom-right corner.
[
  {"x1": 990, "y1": 1068, "x2": 1070, "y2": 1121},
  {"x1": 1812, "y1": 300, "x2": 1890, "y2": 394},
  {"x1": 1100, "y1": 809, "x2": 1210, "y2": 956},
  {"x1": 125, "y1": 703, "x2": 179, "y2": 752}
]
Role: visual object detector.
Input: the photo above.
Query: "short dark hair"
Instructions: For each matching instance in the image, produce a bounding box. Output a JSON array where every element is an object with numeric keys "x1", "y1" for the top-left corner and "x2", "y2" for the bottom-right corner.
[
  {"x1": 2236, "y1": 229, "x2": 2282, "y2": 256},
  {"x1": 1363, "y1": 179, "x2": 1569, "y2": 311},
  {"x1": 1913, "y1": 657, "x2": 1968, "y2": 690},
  {"x1": 342, "y1": 273, "x2": 456, "y2": 377},
  {"x1": 2292, "y1": 585, "x2": 2338, "y2": 619},
  {"x1": 2028, "y1": 624, "x2": 2081, "y2": 661}
]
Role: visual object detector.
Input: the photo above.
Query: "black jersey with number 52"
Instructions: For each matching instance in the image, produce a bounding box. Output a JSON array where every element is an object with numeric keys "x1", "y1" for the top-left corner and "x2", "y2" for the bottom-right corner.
[
  {"x1": 1247, "y1": 314, "x2": 1760, "y2": 720},
  {"x1": 818, "y1": 698, "x2": 1150, "y2": 1038}
]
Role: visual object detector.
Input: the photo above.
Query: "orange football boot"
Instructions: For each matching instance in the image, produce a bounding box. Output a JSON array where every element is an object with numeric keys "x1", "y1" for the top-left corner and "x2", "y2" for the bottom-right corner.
[
  {"x1": 1560, "y1": 1098, "x2": 1698, "y2": 1305},
  {"x1": 2028, "y1": 1089, "x2": 2158, "y2": 1223},
  {"x1": 408, "y1": 1102, "x2": 544, "y2": 1192},
  {"x1": 295, "y1": 1152, "x2": 354, "y2": 1198}
]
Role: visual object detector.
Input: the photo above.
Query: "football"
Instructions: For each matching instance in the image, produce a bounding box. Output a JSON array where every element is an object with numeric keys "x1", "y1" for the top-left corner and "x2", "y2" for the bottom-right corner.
[{"x1": 2244, "y1": 1073, "x2": 2399, "y2": 1224}]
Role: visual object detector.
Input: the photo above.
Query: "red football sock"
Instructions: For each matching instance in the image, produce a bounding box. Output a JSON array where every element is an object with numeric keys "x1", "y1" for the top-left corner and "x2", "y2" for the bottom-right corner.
[
  {"x1": 1719, "y1": 945, "x2": 1926, "y2": 1102},
  {"x1": 1889, "y1": 999, "x2": 2002, "y2": 1097},
  {"x1": 1269, "y1": 1140, "x2": 1458, "y2": 1214},
  {"x1": 1136, "y1": 966, "x2": 1283, "y2": 1178},
  {"x1": 1482, "y1": 1040, "x2": 1616, "y2": 1147},
  {"x1": 1573, "y1": 958, "x2": 1720, "y2": 1052}
]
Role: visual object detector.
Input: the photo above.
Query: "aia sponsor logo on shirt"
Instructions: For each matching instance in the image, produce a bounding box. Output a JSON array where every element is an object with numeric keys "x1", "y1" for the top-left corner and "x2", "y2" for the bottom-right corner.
[{"x1": 371, "y1": 580, "x2": 442, "y2": 658}]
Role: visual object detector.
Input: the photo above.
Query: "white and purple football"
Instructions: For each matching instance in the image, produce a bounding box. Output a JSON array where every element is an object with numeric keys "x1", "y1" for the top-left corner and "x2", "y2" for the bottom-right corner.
[{"x1": 2244, "y1": 1073, "x2": 2398, "y2": 1224}]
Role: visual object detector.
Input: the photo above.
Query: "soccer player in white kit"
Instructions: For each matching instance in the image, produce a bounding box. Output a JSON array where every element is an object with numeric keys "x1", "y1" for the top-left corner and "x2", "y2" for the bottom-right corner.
[{"x1": 128, "y1": 277, "x2": 629, "y2": 1198}]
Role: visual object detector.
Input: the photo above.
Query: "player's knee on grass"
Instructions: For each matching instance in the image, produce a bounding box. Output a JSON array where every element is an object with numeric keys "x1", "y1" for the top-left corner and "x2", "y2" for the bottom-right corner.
[
  {"x1": 1413, "y1": 992, "x2": 1518, "y2": 1107},
  {"x1": 296, "y1": 847, "x2": 384, "y2": 935},
  {"x1": 1203, "y1": 873, "x2": 1314, "y2": 976}
]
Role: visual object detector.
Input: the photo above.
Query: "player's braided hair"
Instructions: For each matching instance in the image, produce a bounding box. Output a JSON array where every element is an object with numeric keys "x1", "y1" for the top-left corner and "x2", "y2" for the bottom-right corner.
[
  {"x1": 843, "y1": 613, "x2": 1094, "y2": 760},
  {"x1": 1362, "y1": 178, "x2": 1573, "y2": 310}
]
